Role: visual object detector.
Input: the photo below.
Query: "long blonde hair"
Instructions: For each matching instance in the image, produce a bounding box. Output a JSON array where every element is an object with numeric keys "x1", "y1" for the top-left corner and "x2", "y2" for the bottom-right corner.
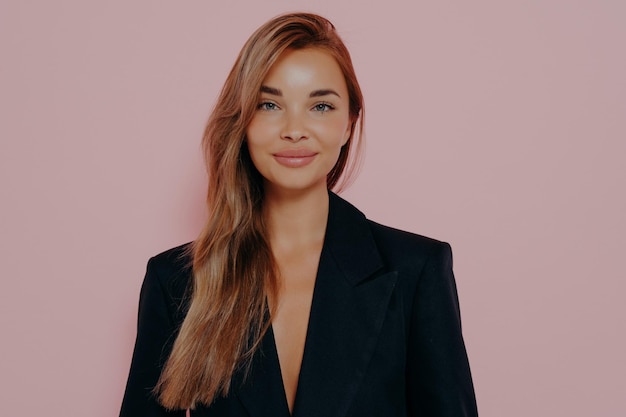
[{"x1": 156, "y1": 12, "x2": 364, "y2": 409}]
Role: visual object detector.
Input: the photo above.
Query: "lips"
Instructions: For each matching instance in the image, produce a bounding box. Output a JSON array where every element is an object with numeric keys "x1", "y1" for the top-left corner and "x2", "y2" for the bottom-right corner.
[{"x1": 272, "y1": 149, "x2": 318, "y2": 167}]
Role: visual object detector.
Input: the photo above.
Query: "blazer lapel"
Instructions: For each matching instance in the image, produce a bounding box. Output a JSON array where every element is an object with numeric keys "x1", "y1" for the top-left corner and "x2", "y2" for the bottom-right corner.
[{"x1": 292, "y1": 192, "x2": 398, "y2": 417}]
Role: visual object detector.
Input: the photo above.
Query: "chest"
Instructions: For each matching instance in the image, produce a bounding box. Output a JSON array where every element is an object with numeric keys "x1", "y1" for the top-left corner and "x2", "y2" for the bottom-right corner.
[{"x1": 271, "y1": 246, "x2": 321, "y2": 414}]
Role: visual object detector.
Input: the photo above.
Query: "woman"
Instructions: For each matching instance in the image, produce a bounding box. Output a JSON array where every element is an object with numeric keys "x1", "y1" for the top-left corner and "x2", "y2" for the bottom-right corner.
[{"x1": 120, "y1": 12, "x2": 478, "y2": 417}]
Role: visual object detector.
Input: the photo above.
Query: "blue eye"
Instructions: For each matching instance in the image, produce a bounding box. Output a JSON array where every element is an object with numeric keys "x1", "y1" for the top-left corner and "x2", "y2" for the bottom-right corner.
[
  {"x1": 313, "y1": 102, "x2": 334, "y2": 112},
  {"x1": 258, "y1": 101, "x2": 278, "y2": 111}
]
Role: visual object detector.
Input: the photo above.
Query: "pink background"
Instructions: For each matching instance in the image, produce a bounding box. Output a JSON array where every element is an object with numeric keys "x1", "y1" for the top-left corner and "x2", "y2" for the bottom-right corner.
[{"x1": 1, "y1": 1, "x2": 624, "y2": 415}]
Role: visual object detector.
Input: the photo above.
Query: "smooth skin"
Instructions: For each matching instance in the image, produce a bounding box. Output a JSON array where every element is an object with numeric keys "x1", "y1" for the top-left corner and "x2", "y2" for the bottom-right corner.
[{"x1": 245, "y1": 47, "x2": 352, "y2": 413}]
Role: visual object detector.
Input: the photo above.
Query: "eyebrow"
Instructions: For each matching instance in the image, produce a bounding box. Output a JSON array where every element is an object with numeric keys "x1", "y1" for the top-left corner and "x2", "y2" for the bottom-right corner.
[
  {"x1": 260, "y1": 85, "x2": 341, "y2": 98},
  {"x1": 309, "y1": 89, "x2": 341, "y2": 98},
  {"x1": 260, "y1": 85, "x2": 282, "y2": 96}
]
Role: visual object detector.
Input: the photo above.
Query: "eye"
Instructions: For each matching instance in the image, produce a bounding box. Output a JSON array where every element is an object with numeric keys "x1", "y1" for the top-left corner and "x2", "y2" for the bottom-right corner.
[
  {"x1": 257, "y1": 101, "x2": 279, "y2": 111},
  {"x1": 312, "y1": 102, "x2": 334, "y2": 112}
]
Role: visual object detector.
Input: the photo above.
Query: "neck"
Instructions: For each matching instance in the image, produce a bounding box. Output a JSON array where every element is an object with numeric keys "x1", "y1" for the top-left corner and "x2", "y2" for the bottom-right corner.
[{"x1": 263, "y1": 185, "x2": 330, "y2": 250}]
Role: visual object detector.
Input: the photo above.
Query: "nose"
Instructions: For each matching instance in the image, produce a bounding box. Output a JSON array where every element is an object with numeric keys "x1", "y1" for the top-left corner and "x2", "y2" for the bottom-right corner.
[{"x1": 280, "y1": 112, "x2": 308, "y2": 142}]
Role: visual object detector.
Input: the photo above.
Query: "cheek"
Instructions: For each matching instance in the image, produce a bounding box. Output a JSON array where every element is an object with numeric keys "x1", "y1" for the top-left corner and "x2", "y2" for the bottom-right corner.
[
  {"x1": 245, "y1": 119, "x2": 269, "y2": 151},
  {"x1": 245, "y1": 118, "x2": 261, "y2": 143},
  {"x1": 322, "y1": 116, "x2": 352, "y2": 146},
  {"x1": 244, "y1": 126, "x2": 262, "y2": 166},
  {"x1": 341, "y1": 120, "x2": 352, "y2": 146}
]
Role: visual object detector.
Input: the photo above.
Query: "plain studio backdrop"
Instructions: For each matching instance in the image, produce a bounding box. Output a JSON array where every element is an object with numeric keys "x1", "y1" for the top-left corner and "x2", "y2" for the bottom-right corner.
[{"x1": 1, "y1": 1, "x2": 624, "y2": 416}]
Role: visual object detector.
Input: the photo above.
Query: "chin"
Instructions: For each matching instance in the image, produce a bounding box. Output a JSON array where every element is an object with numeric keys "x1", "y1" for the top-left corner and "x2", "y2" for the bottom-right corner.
[{"x1": 264, "y1": 178, "x2": 328, "y2": 195}]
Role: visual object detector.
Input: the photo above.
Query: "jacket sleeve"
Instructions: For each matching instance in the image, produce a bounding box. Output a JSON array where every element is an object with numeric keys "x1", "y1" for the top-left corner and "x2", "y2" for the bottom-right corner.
[
  {"x1": 119, "y1": 257, "x2": 186, "y2": 417},
  {"x1": 406, "y1": 242, "x2": 478, "y2": 416}
]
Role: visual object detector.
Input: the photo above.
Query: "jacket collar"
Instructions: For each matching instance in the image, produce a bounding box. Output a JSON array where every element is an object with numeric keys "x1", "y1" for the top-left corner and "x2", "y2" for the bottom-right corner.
[
  {"x1": 236, "y1": 191, "x2": 398, "y2": 417},
  {"x1": 323, "y1": 191, "x2": 385, "y2": 285}
]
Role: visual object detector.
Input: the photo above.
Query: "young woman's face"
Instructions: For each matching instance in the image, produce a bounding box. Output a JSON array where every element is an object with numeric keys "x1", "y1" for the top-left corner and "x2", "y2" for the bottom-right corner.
[{"x1": 246, "y1": 48, "x2": 352, "y2": 195}]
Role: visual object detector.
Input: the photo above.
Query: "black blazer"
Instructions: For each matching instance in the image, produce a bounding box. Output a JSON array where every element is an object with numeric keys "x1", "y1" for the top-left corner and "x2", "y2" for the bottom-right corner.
[{"x1": 120, "y1": 192, "x2": 478, "y2": 417}]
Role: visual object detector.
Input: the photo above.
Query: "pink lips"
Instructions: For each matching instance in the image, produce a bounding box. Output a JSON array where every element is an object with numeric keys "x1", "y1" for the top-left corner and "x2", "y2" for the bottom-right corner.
[{"x1": 273, "y1": 149, "x2": 318, "y2": 168}]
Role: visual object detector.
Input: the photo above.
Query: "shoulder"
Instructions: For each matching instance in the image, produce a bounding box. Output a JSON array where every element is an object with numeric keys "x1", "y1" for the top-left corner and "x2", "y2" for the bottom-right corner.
[
  {"x1": 148, "y1": 242, "x2": 193, "y2": 278},
  {"x1": 366, "y1": 219, "x2": 453, "y2": 276},
  {"x1": 143, "y1": 242, "x2": 194, "y2": 311},
  {"x1": 327, "y1": 193, "x2": 452, "y2": 276},
  {"x1": 367, "y1": 219, "x2": 449, "y2": 254},
  {"x1": 329, "y1": 191, "x2": 451, "y2": 266}
]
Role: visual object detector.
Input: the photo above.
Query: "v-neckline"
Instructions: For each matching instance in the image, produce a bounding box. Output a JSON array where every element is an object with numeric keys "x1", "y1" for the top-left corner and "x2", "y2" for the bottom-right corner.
[
  {"x1": 268, "y1": 268, "x2": 324, "y2": 417},
  {"x1": 268, "y1": 325, "x2": 298, "y2": 417},
  {"x1": 268, "y1": 244, "x2": 325, "y2": 417}
]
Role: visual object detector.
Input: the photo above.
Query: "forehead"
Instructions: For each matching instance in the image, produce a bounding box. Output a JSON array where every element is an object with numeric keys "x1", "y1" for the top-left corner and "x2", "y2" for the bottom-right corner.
[{"x1": 262, "y1": 48, "x2": 347, "y2": 91}]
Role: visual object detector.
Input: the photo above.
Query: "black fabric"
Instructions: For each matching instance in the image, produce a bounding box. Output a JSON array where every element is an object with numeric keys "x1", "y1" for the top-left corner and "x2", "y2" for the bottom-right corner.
[{"x1": 120, "y1": 192, "x2": 478, "y2": 417}]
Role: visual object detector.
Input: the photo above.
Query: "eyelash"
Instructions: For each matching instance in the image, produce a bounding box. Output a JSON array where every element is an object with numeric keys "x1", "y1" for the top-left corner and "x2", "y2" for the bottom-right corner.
[
  {"x1": 257, "y1": 101, "x2": 278, "y2": 111},
  {"x1": 256, "y1": 101, "x2": 335, "y2": 112},
  {"x1": 313, "y1": 102, "x2": 335, "y2": 112}
]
